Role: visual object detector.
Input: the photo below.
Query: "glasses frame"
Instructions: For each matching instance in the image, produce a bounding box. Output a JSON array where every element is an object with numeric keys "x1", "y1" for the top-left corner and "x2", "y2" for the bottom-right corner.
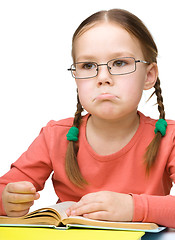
[{"x1": 67, "y1": 57, "x2": 150, "y2": 79}]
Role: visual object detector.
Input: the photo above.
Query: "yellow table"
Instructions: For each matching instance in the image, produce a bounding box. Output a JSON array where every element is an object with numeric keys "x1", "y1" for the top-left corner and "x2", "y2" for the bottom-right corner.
[{"x1": 0, "y1": 227, "x2": 144, "y2": 240}]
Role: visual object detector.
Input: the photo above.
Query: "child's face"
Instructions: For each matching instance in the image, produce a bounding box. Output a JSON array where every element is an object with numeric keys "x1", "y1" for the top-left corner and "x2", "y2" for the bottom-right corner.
[{"x1": 73, "y1": 22, "x2": 152, "y2": 121}]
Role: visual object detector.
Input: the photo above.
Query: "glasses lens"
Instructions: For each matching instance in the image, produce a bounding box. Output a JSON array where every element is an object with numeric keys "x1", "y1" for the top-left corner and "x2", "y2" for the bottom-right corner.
[
  {"x1": 72, "y1": 62, "x2": 97, "y2": 79},
  {"x1": 108, "y1": 57, "x2": 135, "y2": 75}
]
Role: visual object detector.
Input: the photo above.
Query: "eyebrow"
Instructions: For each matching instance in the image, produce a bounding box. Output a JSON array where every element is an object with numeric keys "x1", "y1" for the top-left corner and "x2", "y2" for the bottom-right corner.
[{"x1": 76, "y1": 52, "x2": 135, "y2": 62}]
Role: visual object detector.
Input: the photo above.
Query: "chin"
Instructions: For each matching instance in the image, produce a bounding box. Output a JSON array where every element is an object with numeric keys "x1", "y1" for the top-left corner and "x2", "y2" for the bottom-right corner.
[
  {"x1": 95, "y1": 111, "x2": 121, "y2": 121},
  {"x1": 85, "y1": 104, "x2": 126, "y2": 120}
]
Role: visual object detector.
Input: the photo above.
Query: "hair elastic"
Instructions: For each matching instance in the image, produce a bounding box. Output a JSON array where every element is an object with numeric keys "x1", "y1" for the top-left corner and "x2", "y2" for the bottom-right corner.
[
  {"x1": 154, "y1": 119, "x2": 167, "y2": 136},
  {"x1": 66, "y1": 126, "x2": 79, "y2": 142}
]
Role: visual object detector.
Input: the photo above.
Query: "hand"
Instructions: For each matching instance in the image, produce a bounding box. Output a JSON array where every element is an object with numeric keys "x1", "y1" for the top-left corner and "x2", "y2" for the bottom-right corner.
[
  {"x1": 66, "y1": 191, "x2": 133, "y2": 222},
  {"x1": 2, "y1": 181, "x2": 40, "y2": 217}
]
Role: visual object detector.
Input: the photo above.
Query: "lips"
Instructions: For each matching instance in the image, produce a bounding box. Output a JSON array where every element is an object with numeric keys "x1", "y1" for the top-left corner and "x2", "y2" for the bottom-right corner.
[{"x1": 94, "y1": 93, "x2": 118, "y2": 101}]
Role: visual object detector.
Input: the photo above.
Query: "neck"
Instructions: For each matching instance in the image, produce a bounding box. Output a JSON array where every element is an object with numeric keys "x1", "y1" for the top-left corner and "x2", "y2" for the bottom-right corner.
[{"x1": 87, "y1": 111, "x2": 140, "y2": 141}]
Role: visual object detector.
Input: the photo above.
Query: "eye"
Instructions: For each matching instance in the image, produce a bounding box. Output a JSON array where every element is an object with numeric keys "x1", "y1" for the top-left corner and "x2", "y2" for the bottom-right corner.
[
  {"x1": 113, "y1": 60, "x2": 127, "y2": 67},
  {"x1": 82, "y1": 62, "x2": 96, "y2": 70}
]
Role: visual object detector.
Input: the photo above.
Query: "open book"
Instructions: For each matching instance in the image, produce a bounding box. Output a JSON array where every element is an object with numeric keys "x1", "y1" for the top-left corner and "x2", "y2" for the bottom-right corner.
[{"x1": 0, "y1": 201, "x2": 165, "y2": 233}]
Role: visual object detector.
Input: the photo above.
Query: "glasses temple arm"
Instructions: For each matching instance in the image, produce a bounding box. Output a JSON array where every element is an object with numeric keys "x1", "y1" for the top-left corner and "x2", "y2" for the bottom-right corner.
[{"x1": 135, "y1": 60, "x2": 150, "y2": 64}]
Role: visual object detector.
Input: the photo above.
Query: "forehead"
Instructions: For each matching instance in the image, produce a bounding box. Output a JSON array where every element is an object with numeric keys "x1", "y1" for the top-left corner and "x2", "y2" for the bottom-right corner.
[{"x1": 73, "y1": 22, "x2": 144, "y2": 62}]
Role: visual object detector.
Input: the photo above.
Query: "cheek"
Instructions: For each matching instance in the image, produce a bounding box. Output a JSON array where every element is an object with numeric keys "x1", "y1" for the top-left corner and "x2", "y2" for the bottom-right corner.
[
  {"x1": 76, "y1": 81, "x2": 92, "y2": 105},
  {"x1": 120, "y1": 74, "x2": 145, "y2": 102},
  {"x1": 77, "y1": 81, "x2": 90, "y2": 95}
]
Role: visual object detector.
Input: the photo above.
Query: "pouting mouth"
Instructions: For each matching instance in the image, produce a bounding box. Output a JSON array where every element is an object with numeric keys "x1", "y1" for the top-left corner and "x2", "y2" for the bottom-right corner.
[{"x1": 93, "y1": 93, "x2": 118, "y2": 102}]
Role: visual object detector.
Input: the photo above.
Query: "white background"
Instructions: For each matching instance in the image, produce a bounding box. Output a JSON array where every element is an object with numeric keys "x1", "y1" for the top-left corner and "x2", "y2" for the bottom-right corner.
[{"x1": 0, "y1": 0, "x2": 174, "y2": 211}]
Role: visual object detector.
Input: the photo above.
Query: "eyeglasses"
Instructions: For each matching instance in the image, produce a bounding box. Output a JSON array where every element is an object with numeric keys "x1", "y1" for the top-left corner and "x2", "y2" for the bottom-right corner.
[{"x1": 68, "y1": 57, "x2": 150, "y2": 79}]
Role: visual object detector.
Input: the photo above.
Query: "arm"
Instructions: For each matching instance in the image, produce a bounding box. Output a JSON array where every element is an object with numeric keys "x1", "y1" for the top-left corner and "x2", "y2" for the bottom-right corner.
[
  {"x1": 132, "y1": 193, "x2": 175, "y2": 228},
  {"x1": 0, "y1": 125, "x2": 53, "y2": 216},
  {"x1": 67, "y1": 135, "x2": 175, "y2": 228},
  {"x1": 66, "y1": 191, "x2": 175, "y2": 228}
]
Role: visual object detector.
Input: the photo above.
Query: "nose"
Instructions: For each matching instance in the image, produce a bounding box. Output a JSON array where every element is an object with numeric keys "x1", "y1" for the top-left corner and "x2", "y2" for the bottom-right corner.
[{"x1": 96, "y1": 64, "x2": 114, "y2": 86}]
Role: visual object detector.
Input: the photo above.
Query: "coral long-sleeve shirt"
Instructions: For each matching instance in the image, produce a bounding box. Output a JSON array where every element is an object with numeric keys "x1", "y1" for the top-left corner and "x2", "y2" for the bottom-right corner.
[{"x1": 0, "y1": 112, "x2": 175, "y2": 228}]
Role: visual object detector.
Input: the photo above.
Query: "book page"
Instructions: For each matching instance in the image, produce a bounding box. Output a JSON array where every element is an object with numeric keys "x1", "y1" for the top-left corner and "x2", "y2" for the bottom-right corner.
[
  {"x1": 0, "y1": 201, "x2": 75, "y2": 225},
  {"x1": 48, "y1": 201, "x2": 75, "y2": 220},
  {"x1": 62, "y1": 215, "x2": 159, "y2": 230}
]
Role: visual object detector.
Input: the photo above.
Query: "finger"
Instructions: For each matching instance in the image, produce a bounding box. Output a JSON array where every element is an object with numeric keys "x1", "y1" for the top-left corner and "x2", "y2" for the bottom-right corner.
[
  {"x1": 70, "y1": 192, "x2": 103, "y2": 210},
  {"x1": 83, "y1": 211, "x2": 109, "y2": 221},
  {"x1": 7, "y1": 209, "x2": 30, "y2": 217},
  {"x1": 67, "y1": 202, "x2": 86, "y2": 214},
  {"x1": 7, "y1": 192, "x2": 40, "y2": 204},
  {"x1": 70, "y1": 202, "x2": 104, "y2": 216},
  {"x1": 67, "y1": 192, "x2": 108, "y2": 216},
  {"x1": 7, "y1": 182, "x2": 36, "y2": 194},
  {"x1": 67, "y1": 193, "x2": 103, "y2": 215},
  {"x1": 7, "y1": 201, "x2": 34, "y2": 212}
]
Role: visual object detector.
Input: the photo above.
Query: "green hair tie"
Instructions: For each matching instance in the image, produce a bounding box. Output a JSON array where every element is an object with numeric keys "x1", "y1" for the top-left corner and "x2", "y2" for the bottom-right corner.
[
  {"x1": 154, "y1": 119, "x2": 168, "y2": 136},
  {"x1": 66, "y1": 126, "x2": 79, "y2": 142}
]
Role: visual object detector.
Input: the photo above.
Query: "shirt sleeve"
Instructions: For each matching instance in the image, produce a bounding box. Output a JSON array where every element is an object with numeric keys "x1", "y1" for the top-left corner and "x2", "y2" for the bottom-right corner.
[
  {"x1": 132, "y1": 193, "x2": 175, "y2": 228},
  {"x1": 132, "y1": 128, "x2": 175, "y2": 228},
  {"x1": 0, "y1": 125, "x2": 53, "y2": 215}
]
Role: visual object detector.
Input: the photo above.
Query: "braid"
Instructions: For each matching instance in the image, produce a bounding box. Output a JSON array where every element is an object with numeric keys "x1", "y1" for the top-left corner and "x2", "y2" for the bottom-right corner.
[
  {"x1": 73, "y1": 94, "x2": 84, "y2": 127},
  {"x1": 65, "y1": 93, "x2": 88, "y2": 187},
  {"x1": 144, "y1": 77, "x2": 165, "y2": 172},
  {"x1": 154, "y1": 77, "x2": 165, "y2": 119}
]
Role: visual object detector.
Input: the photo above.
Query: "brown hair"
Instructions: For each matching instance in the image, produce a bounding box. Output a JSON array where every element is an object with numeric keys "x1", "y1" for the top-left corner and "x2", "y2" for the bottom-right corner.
[{"x1": 65, "y1": 9, "x2": 165, "y2": 187}]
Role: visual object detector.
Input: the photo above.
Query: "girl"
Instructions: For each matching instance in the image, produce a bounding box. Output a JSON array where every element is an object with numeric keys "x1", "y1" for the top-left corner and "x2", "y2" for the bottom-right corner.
[{"x1": 0, "y1": 9, "x2": 175, "y2": 228}]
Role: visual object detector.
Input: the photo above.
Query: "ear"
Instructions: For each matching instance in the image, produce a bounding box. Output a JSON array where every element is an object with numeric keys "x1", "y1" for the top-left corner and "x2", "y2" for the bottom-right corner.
[{"x1": 144, "y1": 63, "x2": 158, "y2": 90}]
